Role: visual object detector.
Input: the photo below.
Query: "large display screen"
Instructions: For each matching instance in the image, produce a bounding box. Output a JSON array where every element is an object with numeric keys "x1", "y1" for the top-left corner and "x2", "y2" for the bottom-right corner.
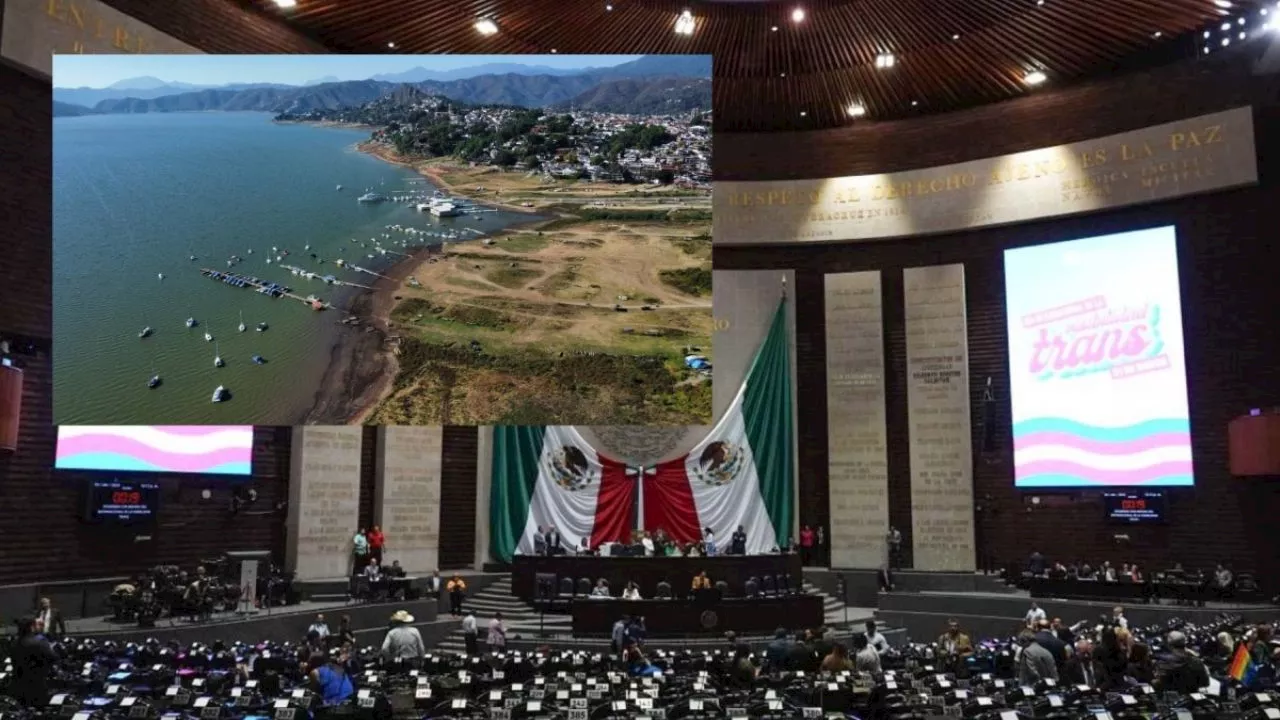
[
  {"x1": 1102, "y1": 491, "x2": 1167, "y2": 524},
  {"x1": 1005, "y1": 226, "x2": 1193, "y2": 488},
  {"x1": 56, "y1": 426, "x2": 254, "y2": 475}
]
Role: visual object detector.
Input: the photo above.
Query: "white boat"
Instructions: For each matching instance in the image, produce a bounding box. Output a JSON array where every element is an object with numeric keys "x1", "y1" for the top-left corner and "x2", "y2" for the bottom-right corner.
[
  {"x1": 186, "y1": 317, "x2": 197, "y2": 328},
  {"x1": 336, "y1": 184, "x2": 343, "y2": 191},
  {"x1": 204, "y1": 331, "x2": 213, "y2": 342},
  {"x1": 256, "y1": 322, "x2": 268, "y2": 332},
  {"x1": 358, "y1": 191, "x2": 388, "y2": 203},
  {"x1": 214, "y1": 341, "x2": 224, "y2": 368},
  {"x1": 139, "y1": 326, "x2": 152, "y2": 339},
  {"x1": 238, "y1": 311, "x2": 246, "y2": 333},
  {"x1": 157, "y1": 273, "x2": 165, "y2": 281},
  {"x1": 148, "y1": 373, "x2": 161, "y2": 389},
  {"x1": 211, "y1": 385, "x2": 228, "y2": 402}
]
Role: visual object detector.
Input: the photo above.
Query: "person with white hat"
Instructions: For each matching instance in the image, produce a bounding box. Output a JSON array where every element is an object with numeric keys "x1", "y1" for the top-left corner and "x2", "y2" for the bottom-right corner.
[{"x1": 381, "y1": 609, "x2": 425, "y2": 661}]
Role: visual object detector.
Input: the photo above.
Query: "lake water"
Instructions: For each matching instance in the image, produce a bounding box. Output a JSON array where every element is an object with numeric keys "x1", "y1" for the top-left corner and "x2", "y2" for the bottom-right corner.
[{"x1": 53, "y1": 112, "x2": 533, "y2": 424}]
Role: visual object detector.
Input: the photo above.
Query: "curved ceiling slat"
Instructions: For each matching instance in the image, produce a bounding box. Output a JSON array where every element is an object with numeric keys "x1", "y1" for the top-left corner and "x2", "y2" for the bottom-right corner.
[{"x1": 247, "y1": 0, "x2": 1262, "y2": 130}]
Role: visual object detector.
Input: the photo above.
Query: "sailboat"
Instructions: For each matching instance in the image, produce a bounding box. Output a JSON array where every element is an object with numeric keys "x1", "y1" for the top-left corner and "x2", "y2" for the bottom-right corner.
[
  {"x1": 204, "y1": 327, "x2": 214, "y2": 342},
  {"x1": 157, "y1": 273, "x2": 165, "y2": 281},
  {"x1": 238, "y1": 311, "x2": 246, "y2": 333},
  {"x1": 251, "y1": 355, "x2": 266, "y2": 365},
  {"x1": 256, "y1": 322, "x2": 268, "y2": 332},
  {"x1": 148, "y1": 364, "x2": 161, "y2": 389},
  {"x1": 214, "y1": 341, "x2": 224, "y2": 368},
  {"x1": 138, "y1": 326, "x2": 153, "y2": 339},
  {"x1": 186, "y1": 316, "x2": 197, "y2": 328},
  {"x1": 211, "y1": 385, "x2": 228, "y2": 402}
]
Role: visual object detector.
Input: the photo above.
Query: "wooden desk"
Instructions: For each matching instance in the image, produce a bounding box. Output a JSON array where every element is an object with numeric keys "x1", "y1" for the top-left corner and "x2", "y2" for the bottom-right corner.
[
  {"x1": 570, "y1": 595, "x2": 824, "y2": 637},
  {"x1": 511, "y1": 554, "x2": 801, "y2": 601}
]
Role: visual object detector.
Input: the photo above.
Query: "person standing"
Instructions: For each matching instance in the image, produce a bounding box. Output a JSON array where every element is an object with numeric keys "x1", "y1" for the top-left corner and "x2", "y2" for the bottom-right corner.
[
  {"x1": 730, "y1": 525, "x2": 747, "y2": 555},
  {"x1": 352, "y1": 529, "x2": 369, "y2": 575},
  {"x1": 545, "y1": 526, "x2": 562, "y2": 556},
  {"x1": 308, "y1": 614, "x2": 331, "y2": 640},
  {"x1": 462, "y1": 611, "x2": 479, "y2": 655},
  {"x1": 816, "y1": 526, "x2": 826, "y2": 565},
  {"x1": 1016, "y1": 631, "x2": 1059, "y2": 685},
  {"x1": 1025, "y1": 602, "x2": 1047, "y2": 627},
  {"x1": 34, "y1": 598, "x2": 66, "y2": 639},
  {"x1": 487, "y1": 612, "x2": 507, "y2": 652},
  {"x1": 611, "y1": 616, "x2": 627, "y2": 655},
  {"x1": 799, "y1": 526, "x2": 815, "y2": 566},
  {"x1": 447, "y1": 574, "x2": 467, "y2": 616},
  {"x1": 864, "y1": 620, "x2": 889, "y2": 654},
  {"x1": 703, "y1": 527, "x2": 717, "y2": 556},
  {"x1": 367, "y1": 526, "x2": 386, "y2": 566},
  {"x1": 381, "y1": 610, "x2": 425, "y2": 661},
  {"x1": 11, "y1": 617, "x2": 57, "y2": 706},
  {"x1": 307, "y1": 651, "x2": 354, "y2": 706},
  {"x1": 886, "y1": 527, "x2": 902, "y2": 569}
]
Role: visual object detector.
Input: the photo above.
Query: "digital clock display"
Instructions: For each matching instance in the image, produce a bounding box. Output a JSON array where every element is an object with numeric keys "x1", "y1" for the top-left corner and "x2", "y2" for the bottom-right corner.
[
  {"x1": 1102, "y1": 491, "x2": 1165, "y2": 523},
  {"x1": 84, "y1": 479, "x2": 160, "y2": 524}
]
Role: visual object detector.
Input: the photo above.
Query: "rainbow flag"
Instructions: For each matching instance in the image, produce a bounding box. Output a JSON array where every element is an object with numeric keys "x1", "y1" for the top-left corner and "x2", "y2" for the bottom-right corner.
[{"x1": 1228, "y1": 643, "x2": 1254, "y2": 683}]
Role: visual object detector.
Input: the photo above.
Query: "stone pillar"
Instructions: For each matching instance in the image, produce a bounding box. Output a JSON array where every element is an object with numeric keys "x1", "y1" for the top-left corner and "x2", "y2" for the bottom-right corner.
[
  {"x1": 286, "y1": 426, "x2": 363, "y2": 581},
  {"x1": 474, "y1": 426, "x2": 494, "y2": 568},
  {"x1": 373, "y1": 426, "x2": 443, "y2": 575}
]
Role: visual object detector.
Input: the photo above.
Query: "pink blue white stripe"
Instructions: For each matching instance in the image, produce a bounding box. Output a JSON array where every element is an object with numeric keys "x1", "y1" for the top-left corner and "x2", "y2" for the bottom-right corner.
[{"x1": 56, "y1": 426, "x2": 254, "y2": 475}]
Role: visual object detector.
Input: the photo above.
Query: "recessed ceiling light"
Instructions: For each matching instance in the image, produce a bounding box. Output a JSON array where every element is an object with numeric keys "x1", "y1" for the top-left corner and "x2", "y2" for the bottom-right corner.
[
  {"x1": 1024, "y1": 70, "x2": 1047, "y2": 86},
  {"x1": 675, "y1": 10, "x2": 695, "y2": 35},
  {"x1": 1263, "y1": 7, "x2": 1269, "y2": 15},
  {"x1": 1221, "y1": 36, "x2": 1230, "y2": 45},
  {"x1": 952, "y1": 33, "x2": 961, "y2": 40},
  {"x1": 771, "y1": 25, "x2": 779, "y2": 32},
  {"x1": 1214, "y1": 0, "x2": 1232, "y2": 8},
  {"x1": 1239, "y1": 17, "x2": 1246, "y2": 24},
  {"x1": 847, "y1": 104, "x2": 866, "y2": 117},
  {"x1": 1222, "y1": 22, "x2": 1231, "y2": 30},
  {"x1": 606, "y1": 3, "x2": 613, "y2": 10},
  {"x1": 1204, "y1": 45, "x2": 1211, "y2": 53},
  {"x1": 551, "y1": 48, "x2": 558, "y2": 53},
  {"x1": 273, "y1": 0, "x2": 297, "y2": 7},
  {"x1": 792, "y1": 7, "x2": 805, "y2": 23},
  {"x1": 387, "y1": 41, "x2": 396, "y2": 48},
  {"x1": 1240, "y1": 30, "x2": 1247, "y2": 39},
  {"x1": 874, "y1": 53, "x2": 896, "y2": 69},
  {"x1": 911, "y1": 100, "x2": 919, "y2": 106},
  {"x1": 1036, "y1": 0, "x2": 1044, "y2": 5},
  {"x1": 1204, "y1": 30, "x2": 1211, "y2": 37},
  {"x1": 1152, "y1": 31, "x2": 1162, "y2": 38},
  {"x1": 475, "y1": 18, "x2": 499, "y2": 35},
  {"x1": 800, "y1": 110, "x2": 807, "y2": 116}
]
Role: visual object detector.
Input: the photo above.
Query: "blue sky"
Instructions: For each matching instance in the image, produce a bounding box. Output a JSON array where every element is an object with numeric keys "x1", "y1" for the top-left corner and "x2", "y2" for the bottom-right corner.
[{"x1": 52, "y1": 54, "x2": 644, "y2": 88}]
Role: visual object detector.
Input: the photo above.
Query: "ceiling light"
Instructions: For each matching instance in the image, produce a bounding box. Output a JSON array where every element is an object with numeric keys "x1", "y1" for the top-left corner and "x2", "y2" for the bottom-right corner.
[
  {"x1": 1239, "y1": 17, "x2": 1246, "y2": 24},
  {"x1": 606, "y1": 3, "x2": 613, "y2": 10},
  {"x1": 1262, "y1": 7, "x2": 1269, "y2": 15},
  {"x1": 1204, "y1": 45, "x2": 1211, "y2": 53},
  {"x1": 1152, "y1": 31, "x2": 1162, "y2": 38},
  {"x1": 272, "y1": 0, "x2": 297, "y2": 7},
  {"x1": 875, "y1": 53, "x2": 896, "y2": 68},
  {"x1": 771, "y1": 25, "x2": 779, "y2": 31},
  {"x1": 1214, "y1": 0, "x2": 1232, "y2": 7},
  {"x1": 387, "y1": 41, "x2": 395, "y2": 48},
  {"x1": 551, "y1": 48, "x2": 558, "y2": 53},
  {"x1": 475, "y1": 18, "x2": 498, "y2": 35},
  {"x1": 911, "y1": 100, "x2": 919, "y2": 106},
  {"x1": 847, "y1": 104, "x2": 866, "y2": 117},
  {"x1": 1240, "y1": 30, "x2": 1247, "y2": 39},
  {"x1": 1204, "y1": 30, "x2": 1211, "y2": 37},
  {"x1": 1222, "y1": 36, "x2": 1230, "y2": 45},
  {"x1": 780, "y1": 72, "x2": 786, "y2": 77},
  {"x1": 1036, "y1": 0, "x2": 1044, "y2": 5},
  {"x1": 800, "y1": 111, "x2": 807, "y2": 116},
  {"x1": 792, "y1": 7, "x2": 805, "y2": 22},
  {"x1": 675, "y1": 10, "x2": 695, "y2": 35},
  {"x1": 952, "y1": 33, "x2": 961, "y2": 40},
  {"x1": 1024, "y1": 70, "x2": 1047, "y2": 86}
]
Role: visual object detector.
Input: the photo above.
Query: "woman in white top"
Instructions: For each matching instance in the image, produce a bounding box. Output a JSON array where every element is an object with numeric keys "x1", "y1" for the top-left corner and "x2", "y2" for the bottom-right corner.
[{"x1": 622, "y1": 582, "x2": 641, "y2": 600}]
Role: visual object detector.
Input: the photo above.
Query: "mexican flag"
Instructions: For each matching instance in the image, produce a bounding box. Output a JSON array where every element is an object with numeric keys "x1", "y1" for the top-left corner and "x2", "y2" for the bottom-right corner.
[
  {"x1": 489, "y1": 425, "x2": 635, "y2": 562},
  {"x1": 643, "y1": 298, "x2": 794, "y2": 554}
]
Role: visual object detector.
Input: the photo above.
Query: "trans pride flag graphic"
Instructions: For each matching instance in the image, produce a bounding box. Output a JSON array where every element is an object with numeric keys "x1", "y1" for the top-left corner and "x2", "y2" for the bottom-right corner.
[
  {"x1": 1004, "y1": 227, "x2": 1193, "y2": 488},
  {"x1": 56, "y1": 426, "x2": 254, "y2": 475}
]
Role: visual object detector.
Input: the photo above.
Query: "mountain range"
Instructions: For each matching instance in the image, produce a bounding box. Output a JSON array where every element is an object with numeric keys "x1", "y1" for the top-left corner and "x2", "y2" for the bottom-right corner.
[{"x1": 54, "y1": 55, "x2": 709, "y2": 110}]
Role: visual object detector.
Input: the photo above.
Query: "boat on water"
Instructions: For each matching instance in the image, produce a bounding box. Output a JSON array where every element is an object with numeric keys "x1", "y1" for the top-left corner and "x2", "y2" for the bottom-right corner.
[
  {"x1": 157, "y1": 273, "x2": 165, "y2": 281},
  {"x1": 238, "y1": 311, "x2": 246, "y2": 333},
  {"x1": 256, "y1": 322, "x2": 268, "y2": 332},
  {"x1": 147, "y1": 374, "x2": 161, "y2": 389},
  {"x1": 214, "y1": 342, "x2": 224, "y2": 368},
  {"x1": 252, "y1": 355, "x2": 266, "y2": 365},
  {"x1": 211, "y1": 385, "x2": 228, "y2": 403},
  {"x1": 189, "y1": 254, "x2": 197, "y2": 261},
  {"x1": 358, "y1": 191, "x2": 388, "y2": 203},
  {"x1": 336, "y1": 184, "x2": 343, "y2": 191},
  {"x1": 186, "y1": 317, "x2": 197, "y2": 328},
  {"x1": 139, "y1": 326, "x2": 152, "y2": 339},
  {"x1": 204, "y1": 331, "x2": 214, "y2": 342},
  {"x1": 430, "y1": 201, "x2": 461, "y2": 218}
]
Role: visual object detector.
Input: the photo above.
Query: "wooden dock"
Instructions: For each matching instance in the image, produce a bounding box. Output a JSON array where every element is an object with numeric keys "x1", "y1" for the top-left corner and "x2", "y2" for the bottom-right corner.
[{"x1": 199, "y1": 268, "x2": 340, "y2": 311}]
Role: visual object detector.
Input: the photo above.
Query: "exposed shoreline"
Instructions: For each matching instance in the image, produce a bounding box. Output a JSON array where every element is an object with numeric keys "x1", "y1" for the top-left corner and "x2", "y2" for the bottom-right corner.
[
  {"x1": 301, "y1": 139, "x2": 553, "y2": 424},
  {"x1": 355, "y1": 141, "x2": 543, "y2": 215}
]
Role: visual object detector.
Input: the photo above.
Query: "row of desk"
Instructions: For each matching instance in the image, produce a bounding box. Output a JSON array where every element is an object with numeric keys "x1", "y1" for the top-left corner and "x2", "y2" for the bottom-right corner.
[
  {"x1": 1025, "y1": 576, "x2": 1263, "y2": 604},
  {"x1": 570, "y1": 595, "x2": 825, "y2": 637},
  {"x1": 511, "y1": 554, "x2": 802, "y2": 601}
]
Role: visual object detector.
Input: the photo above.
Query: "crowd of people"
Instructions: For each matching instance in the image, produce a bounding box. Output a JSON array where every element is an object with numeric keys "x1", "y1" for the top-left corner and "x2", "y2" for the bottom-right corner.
[{"x1": 521, "y1": 524, "x2": 831, "y2": 560}]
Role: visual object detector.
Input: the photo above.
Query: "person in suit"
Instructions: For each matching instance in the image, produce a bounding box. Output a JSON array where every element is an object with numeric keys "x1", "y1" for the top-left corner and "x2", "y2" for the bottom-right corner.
[
  {"x1": 426, "y1": 570, "x2": 442, "y2": 597},
  {"x1": 533, "y1": 526, "x2": 547, "y2": 556},
  {"x1": 545, "y1": 526, "x2": 562, "y2": 556},
  {"x1": 33, "y1": 598, "x2": 66, "y2": 639},
  {"x1": 765, "y1": 628, "x2": 795, "y2": 671},
  {"x1": 11, "y1": 617, "x2": 57, "y2": 706},
  {"x1": 730, "y1": 525, "x2": 747, "y2": 555}
]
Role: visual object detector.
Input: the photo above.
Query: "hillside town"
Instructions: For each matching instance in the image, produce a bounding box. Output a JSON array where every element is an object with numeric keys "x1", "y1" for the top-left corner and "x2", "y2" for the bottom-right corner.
[{"x1": 279, "y1": 92, "x2": 712, "y2": 188}]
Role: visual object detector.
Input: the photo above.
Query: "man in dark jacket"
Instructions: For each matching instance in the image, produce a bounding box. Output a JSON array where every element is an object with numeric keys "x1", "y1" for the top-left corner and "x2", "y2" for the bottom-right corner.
[
  {"x1": 11, "y1": 617, "x2": 57, "y2": 706},
  {"x1": 730, "y1": 526, "x2": 747, "y2": 555},
  {"x1": 1156, "y1": 631, "x2": 1209, "y2": 694},
  {"x1": 1034, "y1": 620, "x2": 1068, "y2": 668},
  {"x1": 787, "y1": 631, "x2": 818, "y2": 672},
  {"x1": 765, "y1": 628, "x2": 794, "y2": 671},
  {"x1": 1062, "y1": 639, "x2": 1105, "y2": 687}
]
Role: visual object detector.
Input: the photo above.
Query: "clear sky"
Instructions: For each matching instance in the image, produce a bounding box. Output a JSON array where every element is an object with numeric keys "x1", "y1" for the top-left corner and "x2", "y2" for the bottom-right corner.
[{"x1": 52, "y1": 54, "x2": 644, "y2": 88}]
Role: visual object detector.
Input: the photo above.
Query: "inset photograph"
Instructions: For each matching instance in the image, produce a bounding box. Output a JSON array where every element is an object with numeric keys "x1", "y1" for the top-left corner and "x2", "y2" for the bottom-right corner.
[{"x1": 53, "y1": 54, "x2": 713, "y2": 426}]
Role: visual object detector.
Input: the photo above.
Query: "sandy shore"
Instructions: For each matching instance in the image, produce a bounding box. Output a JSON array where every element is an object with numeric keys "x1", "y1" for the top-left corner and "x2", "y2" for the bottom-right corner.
[{"x1": 356, "y1": 141, "x2": 542, "y2": 215}]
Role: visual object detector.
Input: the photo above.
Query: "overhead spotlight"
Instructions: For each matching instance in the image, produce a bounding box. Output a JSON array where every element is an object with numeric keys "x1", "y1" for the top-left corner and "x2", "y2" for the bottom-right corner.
[
  {"x1": 1204, "y1": 30, "x2": 1211, "y2": 37},
  {"x1": 387, "y1": 41, "x2": 396, "y2": 48},
  {"x1": 847, "y1": 104, "x2": 866, "y2": 117},
  {"x1": 1222, "y1": 36, "x2": 1230, "y2": 45},
  {"x1": 911, "y1": 100, "x2": 919, "y2": 106},
  {"x1": 875, "y1": 53, "x2": 896, "y2": 68},
  {"x1": 1023, "y1": 70, "x2": 1047, "y2": 86},
  {"x1": 272, "y1": 0, "x2": 297, "y2": 7},
  {"x1": 551, "y1": 48, "x2": 558, "y2": 53},
  {"x1": 1152, "y1": 31, "x2": 1162, "y2": 38},
  {"x1": 1204, "y1": 45, "x2": 1211, "y2": 53},
  {"x1": 780, "y1": 72, "x2": 786, "y2": 77},
  {"x1": 606, "y1": 3, "x2": 613, "y2": 9},
  {"x1": 475, "y1": 18, "x2": 499, "y2": 35},
  {"x1": 792, "y1": 7, "x2": 805, "y2": 22},
  {"x1": 1239, "y1": 17, "x2": 1246, "y2": 24},
  {"x1": 1213, "y1": 0, "x2": 1232, "y2": 7},
  {"x1": 952, "y1": 33, "x2": 961, "y2": 40},
  {"x1": 675, "y1": 9, "x2": 695, "y2": 35},
  {"x1": 1263, "y1": 7, "x2": 1269, "y2": 15},
  {"x1": 1036, "y1": 0, "x2": 1044, "y2": 5},
  {"x1": 1240, "y1": 30, "x2": 1247, "y2": 38},
  {"x1": 1222, "y1": 22, "x2": 1231, "y2": 30},
  {"x1": 799, "y1": 110, "x2": 807, "y2": 116},
  {"x1": 771, "y1": 25, "x2": 779, "y2": 31}
]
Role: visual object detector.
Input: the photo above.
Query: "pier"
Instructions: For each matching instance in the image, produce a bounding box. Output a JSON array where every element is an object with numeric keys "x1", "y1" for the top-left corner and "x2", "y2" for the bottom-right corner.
[
  {"x1": 278, "y1": 264, "x2": 375, "y2": 290},
  {"x1": 199, "y1": 268, "x2": 340, "y2": 311}
]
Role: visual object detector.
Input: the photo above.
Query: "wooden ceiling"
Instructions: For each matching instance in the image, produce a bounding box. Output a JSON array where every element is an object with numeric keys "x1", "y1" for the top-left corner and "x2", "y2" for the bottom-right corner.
[{"x1": 249, "y1": 0, "x2": 1268, "y2": 131}]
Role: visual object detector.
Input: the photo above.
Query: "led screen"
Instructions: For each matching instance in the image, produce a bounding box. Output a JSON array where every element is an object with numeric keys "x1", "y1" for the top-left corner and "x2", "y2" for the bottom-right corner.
[
  {"x1": 1005, "y1": 226, "x2": 1193, "y2": 487},
  {"x1": 56, "y1": 426, "x2": 254, "y2": 475}
]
